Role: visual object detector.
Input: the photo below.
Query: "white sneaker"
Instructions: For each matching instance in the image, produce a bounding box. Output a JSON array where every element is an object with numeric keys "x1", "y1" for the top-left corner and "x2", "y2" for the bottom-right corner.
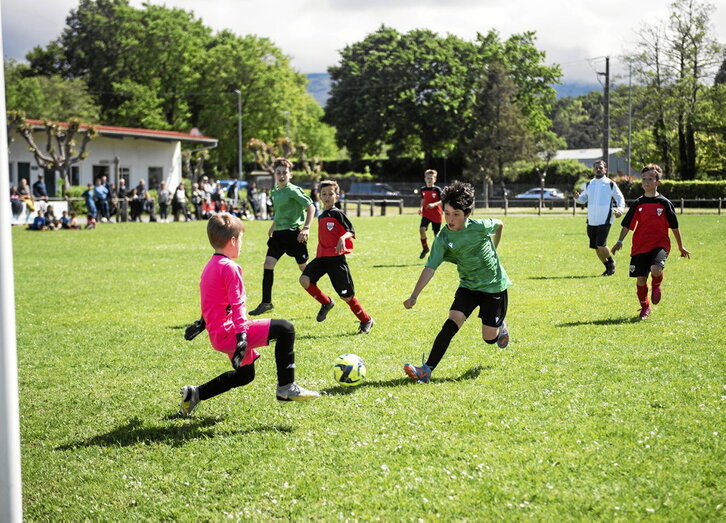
[
  {"x1": 276, "y1": 382, "x2": 320, "y2": 402},
  {"x1": 179, "y1": 385, "x2": 200, "y2": 417}
]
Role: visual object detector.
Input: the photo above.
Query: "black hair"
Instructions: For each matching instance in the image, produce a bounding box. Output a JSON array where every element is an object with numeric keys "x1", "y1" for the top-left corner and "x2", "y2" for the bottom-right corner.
[{"x1": 441, "y1": 180, "x2": 475, "y2": 215}]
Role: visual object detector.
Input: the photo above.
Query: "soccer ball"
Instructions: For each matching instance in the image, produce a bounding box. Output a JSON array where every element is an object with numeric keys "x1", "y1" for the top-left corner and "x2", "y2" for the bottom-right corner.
[{"x1": 333, "y1": 353, "x2": 366, "y2": 387}]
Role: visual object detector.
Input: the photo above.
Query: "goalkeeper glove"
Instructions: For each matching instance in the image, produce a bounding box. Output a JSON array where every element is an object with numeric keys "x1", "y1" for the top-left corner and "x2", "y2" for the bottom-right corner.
[
  {"x1": 231, "y1": 332, "x2": 248, "y2": 370},
  {"x1": 184, "y1": 316, "x2": 206, "y2": 341}
]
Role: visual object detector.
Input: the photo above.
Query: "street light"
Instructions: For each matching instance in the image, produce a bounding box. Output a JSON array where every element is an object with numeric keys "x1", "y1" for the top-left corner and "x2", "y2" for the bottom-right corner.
[{"x1": 234, "y1": 89, "x2": 243, "y2": 178}]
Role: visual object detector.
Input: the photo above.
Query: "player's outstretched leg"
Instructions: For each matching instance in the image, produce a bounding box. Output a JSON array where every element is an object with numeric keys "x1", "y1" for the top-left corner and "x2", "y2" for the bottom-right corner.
[
  {"x1": 403, "y1": 361, "x2": 432, "y2": 383},
  {"x1": 268, "y1": 319, "x2": 319, "y2": 402}
]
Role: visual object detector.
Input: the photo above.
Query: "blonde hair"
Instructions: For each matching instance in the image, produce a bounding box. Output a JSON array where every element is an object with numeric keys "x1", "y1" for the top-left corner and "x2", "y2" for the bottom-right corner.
[
  {"x1": 641, "y1": 163, "x2": 663, "y2": 181},
  {"x1": 207, "y1": 212, "x2": 245, "y2": 250},
  {"x1": 424, "y1": 169, "x2": 437, "y2": 177}
]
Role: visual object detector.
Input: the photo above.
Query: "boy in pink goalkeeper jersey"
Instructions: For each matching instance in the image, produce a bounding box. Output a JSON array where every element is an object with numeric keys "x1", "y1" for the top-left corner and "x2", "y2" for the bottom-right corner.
[{"x1": 179, "y1": 213, "x2": 319, "y2": 417}]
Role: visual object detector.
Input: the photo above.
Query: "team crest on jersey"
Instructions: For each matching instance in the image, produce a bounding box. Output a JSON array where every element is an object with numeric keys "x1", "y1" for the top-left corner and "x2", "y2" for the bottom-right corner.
[
  {"x1": 448, "y1": 242, "x2": 454, "y2": 248},
  {"x1": 656, "y1": 208, "x2": 663, "y2": 216},
  {"x1": 326, "y1": 222, "x2": 334, "y2": 231}
]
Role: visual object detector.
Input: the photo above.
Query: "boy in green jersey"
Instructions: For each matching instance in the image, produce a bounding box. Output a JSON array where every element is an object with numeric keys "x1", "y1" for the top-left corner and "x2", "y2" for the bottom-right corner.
[
  {"x1": 249, "y1": 158, "x2": 315, "y2": 316},
  {"x1": 403, "y1": 181, "x2": 511, "y2": 383}
]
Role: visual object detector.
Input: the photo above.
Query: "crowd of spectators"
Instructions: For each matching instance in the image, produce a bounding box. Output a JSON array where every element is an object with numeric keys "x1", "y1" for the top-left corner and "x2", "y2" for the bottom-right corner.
[{"x1": 10, "y1": 173, "x2": 278, "y2": 228}]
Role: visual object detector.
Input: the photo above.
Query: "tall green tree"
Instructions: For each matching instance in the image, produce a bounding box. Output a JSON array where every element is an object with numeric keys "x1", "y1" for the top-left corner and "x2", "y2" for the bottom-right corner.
[
  {"x1": 462, "y1": 62, "x2": 535, "y2": 182},
  {"x1": 4, "y1": 60, "x2": 100, "y2": 121}
]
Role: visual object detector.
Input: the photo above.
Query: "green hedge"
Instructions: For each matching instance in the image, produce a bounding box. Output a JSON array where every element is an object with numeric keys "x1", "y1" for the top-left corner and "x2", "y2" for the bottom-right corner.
[{"x1": 615, "y1": 179, "x2": 726, "y2": 200}]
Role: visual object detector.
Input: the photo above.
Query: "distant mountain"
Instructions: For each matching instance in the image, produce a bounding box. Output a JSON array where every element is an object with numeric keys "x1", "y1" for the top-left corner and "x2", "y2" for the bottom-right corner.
[
  {"x1": 306, "y1": 73, "x2": 333, "y2": 107},
  {"x1": 306, "y1": 73, "x2": 600, "y2": 106}
]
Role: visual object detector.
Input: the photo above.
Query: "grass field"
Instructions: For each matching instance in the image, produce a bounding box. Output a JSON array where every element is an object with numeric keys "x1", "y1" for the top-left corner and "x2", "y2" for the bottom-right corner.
[{"x1": 12, "y1": 213, "x2": 726, "y2": 520}]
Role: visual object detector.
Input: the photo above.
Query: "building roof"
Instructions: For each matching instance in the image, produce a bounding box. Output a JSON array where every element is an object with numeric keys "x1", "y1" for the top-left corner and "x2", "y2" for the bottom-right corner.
[
  {"x1": 554, "y1": 148, "x2": 623, "y2": 160},
  {"x1": 25, "y1": 119, "x2": 217, "y2": 145}
]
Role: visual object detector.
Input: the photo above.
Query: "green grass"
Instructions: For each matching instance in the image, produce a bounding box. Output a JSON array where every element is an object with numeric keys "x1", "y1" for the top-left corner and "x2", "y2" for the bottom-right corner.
[{"x1": 12, "y1": 214, "x2": 726, "y2": 520}]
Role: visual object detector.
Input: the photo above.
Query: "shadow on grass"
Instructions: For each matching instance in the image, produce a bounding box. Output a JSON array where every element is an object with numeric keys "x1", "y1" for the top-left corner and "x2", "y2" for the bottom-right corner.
[
  {"x1": 320, "y1": 365, "x2": 490, "y2": 396},
  {"x1": 56, "y1": 416, "x2": 293, "y2": 450},
  {"x1": 559, "y1": 316, "x2": 638, "y2": 327},
  {"x1": 297, "y1": 331, "x2": 358, "y2": 340},
  {"x1": 372, "y1": 263, "x2": 421, "y2": 268}
]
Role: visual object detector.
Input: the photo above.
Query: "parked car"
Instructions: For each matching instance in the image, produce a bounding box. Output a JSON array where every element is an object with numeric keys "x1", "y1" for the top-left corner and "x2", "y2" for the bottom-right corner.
[
  {"x1": 347, "y1": 182, "x2": 401, "y2": 196},
  {"x1": 514, "y1": 188, "x2": 565, "y2": 200}
]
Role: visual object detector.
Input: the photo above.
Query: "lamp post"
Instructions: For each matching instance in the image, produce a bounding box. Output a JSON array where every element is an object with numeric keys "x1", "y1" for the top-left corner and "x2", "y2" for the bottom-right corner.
[{"x1": 234, "y1": 89, "x2": 243, "y2": 179}]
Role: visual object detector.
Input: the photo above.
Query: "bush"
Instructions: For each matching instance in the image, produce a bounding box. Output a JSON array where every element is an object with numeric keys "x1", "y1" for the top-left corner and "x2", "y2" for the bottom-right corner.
[{"x1": 615, "y1": 179, "x2": 726, "y2": 200}]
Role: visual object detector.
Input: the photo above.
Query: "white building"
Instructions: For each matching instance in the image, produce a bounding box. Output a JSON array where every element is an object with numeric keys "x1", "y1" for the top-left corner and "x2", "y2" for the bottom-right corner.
[
  {"x1": 554, "y1": 148, "x2": 632, "y2": 175},
  {"x1": 8, "y1": 120, "x2": 218, "y2": 196}
]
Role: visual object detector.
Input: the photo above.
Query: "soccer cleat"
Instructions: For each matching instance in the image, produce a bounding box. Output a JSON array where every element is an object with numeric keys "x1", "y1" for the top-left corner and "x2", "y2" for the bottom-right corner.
[
  {"x1": 496, "y1": 320, "x2": 510, "y2": 349},
  {"x1": 419, "y1": 248, "x2": 430, "y2": 259},
  {"x1": 403, "y1": 356, "x2": 432, "y2": 383},
  {"x1": 358, "y1": 317, "x2": 375, "y2": 334},
  {"x1": 651, "y1": 286, "x2": 662, "y2": 305},
  {"x1": 639, "y1": 305, "x2": 652, "y2": 320},
  {"x1": 316, "y1": 299, "x2": 335, "y2": 322},
  {"x1": 179, "y1": 385, "x2": 200, "y2": 417},
  {"x1": 276, "y1": 382, "x2": 320, "y2": 402},
  {"x1": 249, "y1": 302, "x2": 274, "y2": 316}
]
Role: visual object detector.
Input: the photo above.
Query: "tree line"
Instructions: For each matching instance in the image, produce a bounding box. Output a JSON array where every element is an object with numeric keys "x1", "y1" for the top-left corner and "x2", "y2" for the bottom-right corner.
[{"x1": 6, "y1": 0, "x2": 724, "y2": 182}]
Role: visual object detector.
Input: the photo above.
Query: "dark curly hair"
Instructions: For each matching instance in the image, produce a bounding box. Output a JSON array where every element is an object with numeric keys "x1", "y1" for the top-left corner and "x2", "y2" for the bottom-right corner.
[{"x1": 441, "y1": 180, "x2": 475, "y2": 215}]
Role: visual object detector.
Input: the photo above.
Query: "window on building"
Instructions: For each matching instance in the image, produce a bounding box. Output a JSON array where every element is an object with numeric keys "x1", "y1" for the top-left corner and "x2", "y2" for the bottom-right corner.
[
  {"x1": 71, "y1": 165, "x2": 80, "y2": 186},
  {"x1": 148, "y1": 167, "x2": 163, "y2": 190},
  {"x1": 119, "y1": 167, "x2": 130, "y2": 187}
]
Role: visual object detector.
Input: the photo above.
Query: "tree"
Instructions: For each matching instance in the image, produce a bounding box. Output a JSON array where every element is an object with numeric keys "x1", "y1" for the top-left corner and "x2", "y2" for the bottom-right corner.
[
  {"x1": 462, "y1": 62, "x2": 535, "y2": 182},
  {"x1": 325, "y1": 27, "x2": 560, "y2": 168},
  {"x1": 11, "y1": 115, "x2": 97, "y2": 196},
  {"x1": 628, "y1": 0, "x2": 723, "y2": 178},
  {"x1": 4, "y1": 60, "x2": 100, "y2": 122}
]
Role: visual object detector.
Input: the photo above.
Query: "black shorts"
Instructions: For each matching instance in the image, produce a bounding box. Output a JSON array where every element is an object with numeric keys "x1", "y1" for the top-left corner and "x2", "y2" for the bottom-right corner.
[
  {"x1": 420, "y1": 217, "x2": 441, "y2": 234},
  {"x1": 450, "y1": 287, "x2": 508, "y2": 328},
  {"x1": 302, "y1": 255, "x2": 355, "y2": 298},
  {"x1": 587, "y1": 224, "x2": 611, "y2": 249},
  {"x1": 629, "y1": 248, "x2": 668, "y2": 277},
  {"x1": 266, "y1": 229, "x2": 309, "y2": 265}
]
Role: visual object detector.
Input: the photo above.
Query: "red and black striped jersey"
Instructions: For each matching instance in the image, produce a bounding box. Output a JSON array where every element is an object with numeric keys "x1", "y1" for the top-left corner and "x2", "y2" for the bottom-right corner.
[
  {"x1": 317, "y1": 207, "x2": 355, "y2": 257},
  {"x1": 621, "y1": 194, "x2": 679, "y2": 256},
  {"x1": 420, "y1": 185, "x2": 443, "y2": 222}
]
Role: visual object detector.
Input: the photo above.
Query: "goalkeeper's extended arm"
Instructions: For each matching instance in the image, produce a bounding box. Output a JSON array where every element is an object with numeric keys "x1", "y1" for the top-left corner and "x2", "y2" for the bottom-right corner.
[{"x1": 184, "y1": 316, "x2": 206, "y2": 341}]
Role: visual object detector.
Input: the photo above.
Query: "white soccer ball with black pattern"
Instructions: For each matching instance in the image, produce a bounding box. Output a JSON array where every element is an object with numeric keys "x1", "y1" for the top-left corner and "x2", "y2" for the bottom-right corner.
[{"x1": 333, "y1": 353, "x2": 366, "y2": 387}]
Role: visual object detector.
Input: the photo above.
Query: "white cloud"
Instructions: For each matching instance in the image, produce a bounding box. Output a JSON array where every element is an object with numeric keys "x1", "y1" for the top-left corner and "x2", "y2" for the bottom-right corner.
[{"x1": 1, "y1": 0, "x2": 724, "y2": 83}]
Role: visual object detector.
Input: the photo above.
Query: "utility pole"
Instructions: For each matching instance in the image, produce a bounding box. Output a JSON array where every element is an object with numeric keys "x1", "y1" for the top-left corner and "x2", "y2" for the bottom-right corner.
[
  {"x1": 234, "y1": 89, "x2": 243, "y2": 178},
  {"x1": 627, "y1": 62, "x2": 632, "y2": 175},
  {"x1": 600, "y1": 56, "x2": 610, "y2": 163}
]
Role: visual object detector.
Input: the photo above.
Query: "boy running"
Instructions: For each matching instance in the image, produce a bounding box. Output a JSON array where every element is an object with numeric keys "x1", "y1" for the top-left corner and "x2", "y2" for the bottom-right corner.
[
  {"x1": 179, "y1": 213, "x2": 318, "y2": 417},
  {"x1": 402, "y1": 181, "x2": 511, "y2": 383},
  {"x1": 418, "y1": 169, "x2": 444, "y2": 259},
  {"x1": 299, "y1": 180, "x2": 374, "y2": 334},
  {"x1": 611, "y1": 164, "x2": 690, "y2": 320},
  {"x1": 249, "y1": 158, "x2": 315, "y2": 316}
]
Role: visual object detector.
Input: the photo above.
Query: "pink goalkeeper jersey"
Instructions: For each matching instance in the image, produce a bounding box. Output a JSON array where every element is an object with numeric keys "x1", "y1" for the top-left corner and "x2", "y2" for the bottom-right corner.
[{"x1": 200, "y1": 253, "x2": 264, "y2": 365}]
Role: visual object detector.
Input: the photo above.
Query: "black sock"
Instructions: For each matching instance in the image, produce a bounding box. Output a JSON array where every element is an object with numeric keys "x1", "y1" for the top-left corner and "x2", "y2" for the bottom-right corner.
[
  {"x1": 198, "y1": 365, "x2": 255, "y2": 401},
  {"x1": 425, "y1": 319, "x2": 460, "y2": 370},
  {"x1": 262, "y1": 269, "x2": 274, "y2": 303},
  {"x1": 269, "y1": 319, "x2": 295, "y2": 386}
]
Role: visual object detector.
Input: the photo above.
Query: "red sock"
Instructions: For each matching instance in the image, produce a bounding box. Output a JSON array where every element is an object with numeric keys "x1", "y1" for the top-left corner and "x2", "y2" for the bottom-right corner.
[
  {"x1": 347, "y1": 297, "x2": 371, "y2": 322},
  {"x1": 652, "y1": 274, "x2": 663, "y2": 288},
  {"x1": 420, "y1": 238, "x2": 428, "y2": 250},
  {"x1": 636, "y1": 284, "x2": 649, "y2": 307},
  {"x1": 305, "y1": 285, "x2": 331, "y2": 305}
]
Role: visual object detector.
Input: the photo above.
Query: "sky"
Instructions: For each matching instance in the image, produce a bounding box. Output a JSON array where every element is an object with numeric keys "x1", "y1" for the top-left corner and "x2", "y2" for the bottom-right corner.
[{"x1": 1, "y1": 0, "x2": 724, "y2": 86}]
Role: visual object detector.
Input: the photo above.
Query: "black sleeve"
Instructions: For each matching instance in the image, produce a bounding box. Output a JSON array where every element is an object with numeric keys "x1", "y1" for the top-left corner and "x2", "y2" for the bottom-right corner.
[
  {"x1": 663, "y1": 197, "x2": 679, "y2": 229},
  {"x1": 620, "y1": 199, "x2": 638, "y2": 229},
  {"x1": 331, "y1": 208, "x2": 355, "y2": 234}
]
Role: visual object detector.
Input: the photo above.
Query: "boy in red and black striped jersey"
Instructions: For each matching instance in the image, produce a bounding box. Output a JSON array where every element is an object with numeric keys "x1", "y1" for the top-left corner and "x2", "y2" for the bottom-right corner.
[
  {"x1": 611, "y1": 164, "x2": 690, "y2": 320},
  {"x1": 299, "y1": 180, "x2": 374, "y2": 334},
  {"x1": 418, "y1": 169, "x2": 444, "y2": 259}
]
